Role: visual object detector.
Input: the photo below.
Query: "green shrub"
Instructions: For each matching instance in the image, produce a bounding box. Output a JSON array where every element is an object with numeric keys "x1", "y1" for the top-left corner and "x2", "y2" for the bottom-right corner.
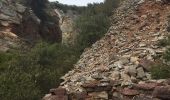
[
  {"x1": 151, "y1": 36, "x2": 170, "y2": 79},
  {"x1": 151, "y1": 63, "x2": 170, "y2": 79},
  {"x1": 0, "y1": 42, "x2": 79, "y2": 100},
  {"x1": 76, "y1": 13, "x2": 110, "y2": 51},
  {"x1": 74, "y1": 0, "x2": 119, "y2": 51},
  {"x1": 0, "y1": 71, "x2": 41, "y2": 100}
]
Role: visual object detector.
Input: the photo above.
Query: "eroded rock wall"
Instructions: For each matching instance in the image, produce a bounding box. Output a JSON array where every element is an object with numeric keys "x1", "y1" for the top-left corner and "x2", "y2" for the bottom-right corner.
[
  {"x1": 0, "y1": 0, "x2": 62, "y2": 52},
  {"x1": 55, "y1": 9, "x2": 79, "y2": 46}
]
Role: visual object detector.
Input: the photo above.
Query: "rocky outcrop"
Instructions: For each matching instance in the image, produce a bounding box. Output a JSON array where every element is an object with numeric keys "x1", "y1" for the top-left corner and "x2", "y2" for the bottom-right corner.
[
  {"x1": 0, "y1": 0, "x2": 26, "y2": 52},
  {"x1": 55, "y1": 9, "x2": 79, "y2": 46},
  {"x1": 0, "y1": 0, "x2": 61, "y2": 52},
  {"x1": 28, "y1": 0, "x2": 62, "y2": 42},
  {"x1": 44, "y1": 0, "x2": 170, "y2": 99}
]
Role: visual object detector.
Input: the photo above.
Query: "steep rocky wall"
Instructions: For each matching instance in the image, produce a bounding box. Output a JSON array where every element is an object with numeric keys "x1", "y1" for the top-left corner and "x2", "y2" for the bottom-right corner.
[
  {"x1": 0, "y1": 0, "x2": 62, "y2": 52},
  {"x1": 55, "y1": 9, "x2": 79, "y2": 46},
  {"x1": 28, "y1": 0, "x2": 62, "y2": 42},
  {"x1": 0, "y1": 0, "x2": 26, "y2": 52},
  {"x1": 43, "y1": 0, "x2": 170, "y2": 100}
]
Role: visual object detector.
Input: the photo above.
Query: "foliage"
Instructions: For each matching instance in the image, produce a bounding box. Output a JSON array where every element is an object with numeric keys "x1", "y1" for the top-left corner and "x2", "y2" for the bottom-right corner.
[
  {"x1": 51, "y1": 1, "x2": 85, "y2": 14},
  {"x1": 151, "y1": 36, "x2": 170, "y2": 79},
  {"x1": 151, "y1": 14, "x2": 170, "y2": 79},
  {"x1": 151, "y1": 63, "x2": 170, "y2": 79},
  {"x1": 158, "y1": 36, "x2": 170, "y2": 47},
  {"x1": 75, "y1": 0, "x2": 119, "y2": 51},
  {"x1": 0, "y1": 42, "x2": 79, "y2": 100},
  {"x1": 76, "y1": 13, "x2": 110, "y2": 50}
]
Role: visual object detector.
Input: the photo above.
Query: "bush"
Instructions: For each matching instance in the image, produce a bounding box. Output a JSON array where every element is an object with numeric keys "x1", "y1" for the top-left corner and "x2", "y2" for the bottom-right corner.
[
  {"x1": 0, "y1": 42, "x2": 79, "y2": 100},
  {"x1": 76, "y1": 13, "x2": 110, "y2": 50},
  {"x1": 151, "y1": 63, "x2": 170, "y2": 79},
  {"x1": 74, "y1": 0, "x2": 119, "y2": 51},
  {"x1": 151, "y1": 36, "x2": 170, "y2": 79}
]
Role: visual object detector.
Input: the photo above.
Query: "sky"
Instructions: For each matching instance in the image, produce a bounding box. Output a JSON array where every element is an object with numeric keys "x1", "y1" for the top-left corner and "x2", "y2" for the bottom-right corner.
[{"x1": 49, "y1": 0, "x2": 104, "y2": 6}]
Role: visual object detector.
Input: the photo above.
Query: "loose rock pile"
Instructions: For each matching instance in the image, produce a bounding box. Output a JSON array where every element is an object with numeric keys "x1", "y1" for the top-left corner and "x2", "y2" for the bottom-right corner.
[{"x1": 44, "y1": 0, "x2": 170, "y2": 100}]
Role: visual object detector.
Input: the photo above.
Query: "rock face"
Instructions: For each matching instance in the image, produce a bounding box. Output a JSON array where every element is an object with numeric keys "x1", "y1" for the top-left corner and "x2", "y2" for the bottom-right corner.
[
  {"x1": 55, "y1": 9, "x2": 79, "y2": 46},
  {"x1": 28, "y1": 0, "x2": 62, "y2": 42},
  {"x1": 43, "y1": 0, "x2": 170, "y2": 99},
  {"x1": 0, "y1": 0, "x2": 61, "y2": 52}
]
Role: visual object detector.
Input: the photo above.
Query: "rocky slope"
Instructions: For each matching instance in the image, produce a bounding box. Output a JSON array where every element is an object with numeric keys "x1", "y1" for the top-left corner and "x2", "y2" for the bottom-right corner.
[
  {"x1": 0, "y1": 0, "x2": 61, "y2": 52},
  {"x1": 43, "y1": 0, "x2": 170, "y2": 100}
]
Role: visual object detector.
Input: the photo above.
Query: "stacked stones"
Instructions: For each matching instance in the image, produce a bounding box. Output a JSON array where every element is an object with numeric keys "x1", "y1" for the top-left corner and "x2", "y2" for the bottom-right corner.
[
  {"x1": 43, "y1": 80, "x2": 170, "y2": 100},
  {"x1": 44, "y1": 0, "x2": 170, "y2": 100}
]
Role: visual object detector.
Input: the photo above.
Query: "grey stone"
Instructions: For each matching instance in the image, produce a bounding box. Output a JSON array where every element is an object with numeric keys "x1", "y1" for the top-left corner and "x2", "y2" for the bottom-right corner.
[
  {"x1": 89, "y1": 91, "x2": 108, "y2": 100},
  {"x1": 114, "y1": 61, "x2": 123, "y2": 69},
  {"x1": 119, "y1": 57, "x2": 129, "y2": 64},
  {"x1": 137, "y1": 67, "x2": 146, "y2": 79},
  {"x1": 125, "y1": 65, "x2": 137, "y2": 77},
  {"x1": 15, "y1": 3, "x2": 26, "y2": 13},
  {"x1": 109, "y1": 71, "x2": 120, "y2": 80}
]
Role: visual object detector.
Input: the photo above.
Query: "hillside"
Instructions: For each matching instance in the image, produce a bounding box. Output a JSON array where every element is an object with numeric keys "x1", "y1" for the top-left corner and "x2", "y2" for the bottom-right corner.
[{"x1": 43, "y1": 0, "x2": 170, "y2": 100}]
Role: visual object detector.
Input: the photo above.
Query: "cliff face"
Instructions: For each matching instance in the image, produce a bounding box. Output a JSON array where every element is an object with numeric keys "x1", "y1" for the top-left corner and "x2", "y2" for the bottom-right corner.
[
  {"x1": 43, "y1": 0, "x2": 170, "y2": 100},
  {"x1": 0, "y1": 0, "x2": 61, "y2": 52},
  {"x1": 28, "y1": 0, "x2": 62, "y2": 42},
  {"x1": 55, "y1": 9, "x2": 79, "y2": 46}
]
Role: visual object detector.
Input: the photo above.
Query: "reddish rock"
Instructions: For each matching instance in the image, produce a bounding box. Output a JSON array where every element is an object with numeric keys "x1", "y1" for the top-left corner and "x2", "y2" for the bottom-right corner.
[
  {"x1": 167, "y1": 79, "x2": 170, "y2": 85},
  {"x1": 134, "y1": 83, "x2": 158, "y2": 90},
  {"x1": 88, "y1": 91, "x2": 108, "y2": 100},
  {"x1": 71, "y1": 92, "x2": 88, "y2": 100},
  {"x1": 153, "y1": 86, "x2": 170, "y2": 100},
  {"x1": 50, "y1": 88, "x2": 67, "y2": 96},
  {"x1": 51, "y1": 95, "x2": 68, "y2": 100},
  {"x1": 110, "y1": 80, "x2": 121, "y2": 86},
  {"x1": 121, "y1": 88, "x2": 139, "y2": 96},
  {"x1": 139, "y1": 59, "x2": 153, "y2": 71},
  {"x1": 82, "y1": 81, "x2": 112, "y2": 92},
  {"x1": 133, "y1": 94, "x2": 157, "y2": 100},
  {"x1": 82, "y1": 81, "x2": 99, "y2": 92},
  {"x1": 43, "y1": 95, "x2": 68, "y2": 100},
  {"x1": 82, "y1": 81, "x2": 99, "y2": 88}
]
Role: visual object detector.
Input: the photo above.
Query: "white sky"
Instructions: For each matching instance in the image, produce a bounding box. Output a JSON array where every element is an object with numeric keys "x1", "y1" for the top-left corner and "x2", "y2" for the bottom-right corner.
[{"x1": 49, "y1": 0, "x2": 104, "y2": 6}]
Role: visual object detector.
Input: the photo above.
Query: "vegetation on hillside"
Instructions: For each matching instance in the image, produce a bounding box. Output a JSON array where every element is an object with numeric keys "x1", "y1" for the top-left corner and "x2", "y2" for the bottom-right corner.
[
  {"x1": 0, "y1": 0, "x2": 120, "y2": 99},
  {"x1": 151, "y1": 36, "x2": 170, "y2": 79},
  {"x1": 0, "y1": 42, "x2": 80, "y2": 100},
  {"x1": 75, "y1": 0, "x2": 119, "y2": 51}
]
